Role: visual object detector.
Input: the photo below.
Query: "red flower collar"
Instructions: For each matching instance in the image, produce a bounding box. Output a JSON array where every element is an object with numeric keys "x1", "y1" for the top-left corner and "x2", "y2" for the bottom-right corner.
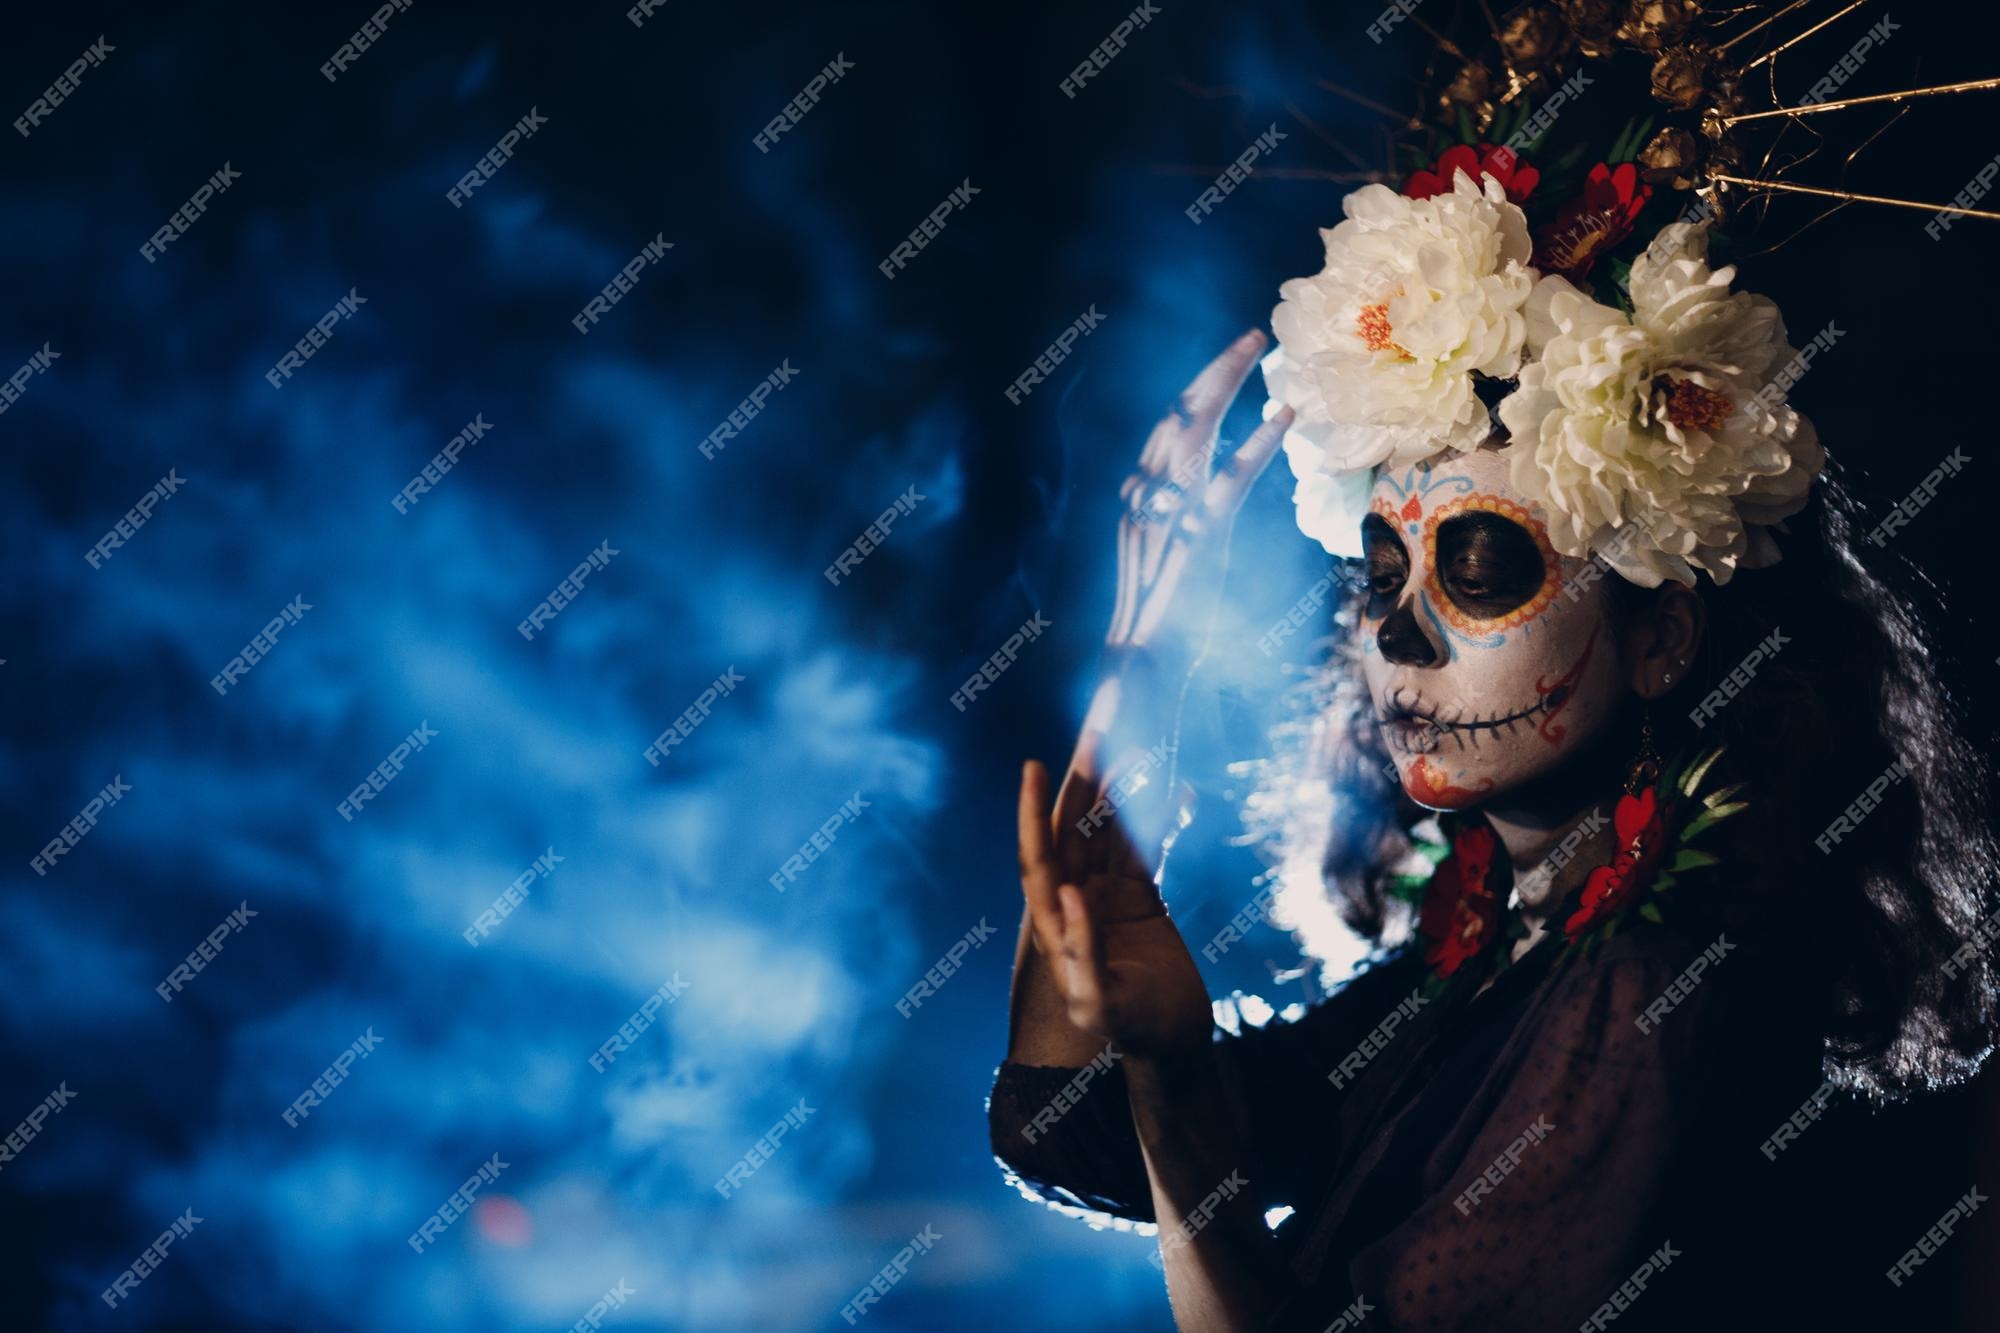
[
  {"x1": 1564, "y1": 786, "x2": 1668, "y2": 940},
  {"x1": 1419, "y1": 823, "x2": 1503, "y2": 979},
  {"x1": 1415, "y1": 748, "x2": 1743, "y2": 970}
]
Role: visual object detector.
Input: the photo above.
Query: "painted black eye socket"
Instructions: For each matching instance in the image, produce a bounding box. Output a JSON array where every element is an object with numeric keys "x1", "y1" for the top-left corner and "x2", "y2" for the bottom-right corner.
[
  {"x1": 1360, "y1": 513, "x2": 1408, "y2": 615},
  {"x1": 1434, "y1": 511, "x2": 1546, "y2": 617}
]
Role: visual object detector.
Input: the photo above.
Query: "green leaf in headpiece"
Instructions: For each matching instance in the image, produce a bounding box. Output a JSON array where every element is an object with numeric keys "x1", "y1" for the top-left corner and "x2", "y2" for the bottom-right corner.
[
  {"x1": 1701, "y1": 782, "x2": 1747, "y2": 810},
  {"x1": 1608, "y1": 115, "x2": 1655, "y2": 165},
  {"x1": 1677, "y1": 746, "x2": 1725, "y2": 798},
  {"x1": 1680, "y1": 802, "x2": 1749, "y2": 842}
]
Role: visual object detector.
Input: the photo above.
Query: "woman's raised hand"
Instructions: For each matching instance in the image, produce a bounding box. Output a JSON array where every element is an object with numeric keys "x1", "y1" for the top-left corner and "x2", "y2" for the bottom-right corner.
[
  {"x1": 1007, "y1": 330, "x2": 1292, "y2": 1065},
  {"x1": 1104, "y1": 328, "x2": 1293, "y2": 656},
  {"x1": 1016, "y1": 740, "x2": 1212, "y2": 1059}
]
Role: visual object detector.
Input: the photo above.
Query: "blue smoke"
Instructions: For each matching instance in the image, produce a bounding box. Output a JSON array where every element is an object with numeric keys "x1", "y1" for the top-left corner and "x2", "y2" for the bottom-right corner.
[{"x1": 0, "y1": 4, "x2": 1385, "y2": 1329}]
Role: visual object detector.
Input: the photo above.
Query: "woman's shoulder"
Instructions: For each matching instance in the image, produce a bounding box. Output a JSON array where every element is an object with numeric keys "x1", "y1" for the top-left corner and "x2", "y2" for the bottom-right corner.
[{"x1": 1526, "y1": 916, "x2": 1815, "y2": 1077}]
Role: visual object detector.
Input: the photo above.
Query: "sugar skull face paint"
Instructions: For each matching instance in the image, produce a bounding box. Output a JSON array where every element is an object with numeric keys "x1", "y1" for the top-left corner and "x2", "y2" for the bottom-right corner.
[{"x1": 1360, "y1": 445, "x2": 1625, "y2": 810}]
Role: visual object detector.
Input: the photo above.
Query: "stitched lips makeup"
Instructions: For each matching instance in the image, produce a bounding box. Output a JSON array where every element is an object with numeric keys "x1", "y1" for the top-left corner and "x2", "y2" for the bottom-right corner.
[{"x1": 1377, "y1": 685, "x2": 1573, "y2": 752}]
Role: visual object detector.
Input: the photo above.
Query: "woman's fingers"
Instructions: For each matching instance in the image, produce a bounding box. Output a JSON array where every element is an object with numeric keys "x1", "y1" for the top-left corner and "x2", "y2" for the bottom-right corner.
[
  {"x1": 1018, "y1": 761, "x2": 1067, "y2": 962},
  {"x1": 1205, "y1": 402, "x2": 1293, "y2": 522},
  {"x1": 1057, "y1": 883, "x2": 1109, "y2": 1030},
  {"x1": 1129, "y1": 538, "x2": 1194, "y2": 647},
  {"x1": 1176, "y1": 327, "x2": 1269, "y2": 441},
  {"x1": 1136, "y1": 328, "x2": 1270, "y2": 477},
  {"x1": 1053, "y1": 728, "x2": 1109, "y2": 881},
  {"x1": 1106, "y1": 506, "x2": 1142, "y2": 643}
]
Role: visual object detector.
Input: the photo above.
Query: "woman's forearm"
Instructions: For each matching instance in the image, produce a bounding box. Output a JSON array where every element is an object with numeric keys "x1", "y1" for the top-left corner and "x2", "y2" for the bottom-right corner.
[{"x1": 1127, "y1": 1050, "x2": 1289, "y2": 1332}]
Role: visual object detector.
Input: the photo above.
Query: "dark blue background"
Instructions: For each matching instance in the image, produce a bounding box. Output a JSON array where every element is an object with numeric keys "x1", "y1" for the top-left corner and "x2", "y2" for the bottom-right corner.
[{"x1": 4, "y1": 2, "x2": 1997, "y2": 1329}]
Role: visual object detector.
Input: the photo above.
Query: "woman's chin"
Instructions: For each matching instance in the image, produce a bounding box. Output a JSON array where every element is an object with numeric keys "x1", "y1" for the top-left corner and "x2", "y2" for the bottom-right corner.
[{"x1": 1399, "y1": 755, "x2": 1500, "y2": 810}]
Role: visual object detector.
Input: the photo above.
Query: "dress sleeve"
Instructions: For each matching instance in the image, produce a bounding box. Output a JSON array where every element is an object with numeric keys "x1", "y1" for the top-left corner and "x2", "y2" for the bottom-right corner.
[
  {"x1": 1335, "y1": 939, "x2": 1726, "y2": 1333},
  {"x1": 987, "y1": 1054, "x2": 1155, "y2": 1223},
  {"x1": 988, "y1": 953, "x2": 1423, "y2": 1226}
]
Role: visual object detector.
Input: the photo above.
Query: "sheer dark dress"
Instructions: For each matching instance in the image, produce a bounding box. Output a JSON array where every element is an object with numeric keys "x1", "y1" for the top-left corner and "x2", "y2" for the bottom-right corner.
[{"x1": 988, "y1": 909, "x2": 1837, "y2": 1331}]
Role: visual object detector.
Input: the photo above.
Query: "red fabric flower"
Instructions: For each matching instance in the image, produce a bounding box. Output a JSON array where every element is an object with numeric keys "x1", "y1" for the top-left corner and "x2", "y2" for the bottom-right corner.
[
  {"x1": 1564, "y1": 786, "x2": 1668, "y2": 939},
  {"x1": 1532, "y1": 162, "x2": 1652, "y2": 281},
  {"x1": 1419, "y1": 823, "x2": 1502, "y2": 978},
  {"x1": 1403, "y1": 143, "x2": 1540, "y2": 207}
]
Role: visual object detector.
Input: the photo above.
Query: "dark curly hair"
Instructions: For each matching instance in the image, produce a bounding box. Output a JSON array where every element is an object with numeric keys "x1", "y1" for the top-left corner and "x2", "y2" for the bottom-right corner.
[{"x1": 1243, "y1": 457, "x2": 1996, "y2": 1100}]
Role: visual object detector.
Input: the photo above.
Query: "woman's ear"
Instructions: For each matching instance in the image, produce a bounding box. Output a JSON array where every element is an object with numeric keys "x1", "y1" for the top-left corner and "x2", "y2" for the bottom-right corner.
[{"x1": 1626, "y1": 581, "x2": 1706, "y2": 700}]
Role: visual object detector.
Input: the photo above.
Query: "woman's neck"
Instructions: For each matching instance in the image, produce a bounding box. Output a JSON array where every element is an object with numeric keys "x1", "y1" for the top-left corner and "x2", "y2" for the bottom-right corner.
[{"x1": 1479, "y1": 751, "x2": 1627, "y2": 958}]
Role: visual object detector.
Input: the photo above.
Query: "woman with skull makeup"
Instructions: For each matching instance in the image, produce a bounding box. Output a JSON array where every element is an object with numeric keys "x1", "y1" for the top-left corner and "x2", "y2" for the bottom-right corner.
[{"x1": 983, "y1": 28, "x2": 1999, "y2": 1328}]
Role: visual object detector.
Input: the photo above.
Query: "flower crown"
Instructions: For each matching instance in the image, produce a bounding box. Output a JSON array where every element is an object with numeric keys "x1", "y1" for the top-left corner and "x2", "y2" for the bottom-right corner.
[
  {"x1": 1252, "y1": 2, "x2": 1901, "y2": 588},
  {"x1": 1263, "y1": 169, "x2": 1821, "y2": 586}
]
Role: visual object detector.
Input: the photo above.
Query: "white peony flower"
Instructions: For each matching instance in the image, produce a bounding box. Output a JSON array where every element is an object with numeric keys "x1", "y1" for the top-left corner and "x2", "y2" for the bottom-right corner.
[
  {"x1": 1259, "y1": 385, "x2": 1373, "y2": 557},
  {"x1": 1496, "y1": 223, "x2": 1824, "y2": 586},
  {"x1": 1265, "y1": 171, "x2": 1535, "y2": 555}
]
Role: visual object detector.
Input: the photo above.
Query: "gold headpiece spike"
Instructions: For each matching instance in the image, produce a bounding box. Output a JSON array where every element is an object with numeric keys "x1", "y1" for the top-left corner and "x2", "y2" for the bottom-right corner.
[
  {"x1": 1721, "y1": 76, "x2": 2000, "y2": 124},
  {"x1": 1742, "y1": 0, "x2": 1872, "y2": 71},
  {"x1": 1286, "y1": 99, "x2": 1373, "y2": 172},
  {"x1": 1313, "y1": 78, "x2": 1415, "y2": 124},
  {"x1": 1710, "y1": 172, "x2": 2000, "y2": 220},
  {"x1": 1714, "y1": 0, "x2": 1820, "y2": 54},
  {"x1": 1408, "y1": 12, "x2": 1470, "y2": 63},
  {"x1": 1735, "y1": 107, "x2": 1908, "y2": 260},
  {"x1": 1475, "y1": 0, "x2": 1505, "y2": 45},
  {"x1": 1734, "y1": 198, "x2": 1853, "y2": 260},
  {"x1": 1475, "y1": 0, "x2": 1518, "y2": 97},
  {"x1": 1841, "y1": 102, "x2": 1909, "y2": 170}
]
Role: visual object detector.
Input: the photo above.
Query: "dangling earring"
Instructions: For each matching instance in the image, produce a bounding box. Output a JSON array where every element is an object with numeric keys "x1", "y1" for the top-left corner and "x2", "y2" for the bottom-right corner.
[{"x1": 1625, "y1": 706, "x2": 1661, "y2": 795}]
